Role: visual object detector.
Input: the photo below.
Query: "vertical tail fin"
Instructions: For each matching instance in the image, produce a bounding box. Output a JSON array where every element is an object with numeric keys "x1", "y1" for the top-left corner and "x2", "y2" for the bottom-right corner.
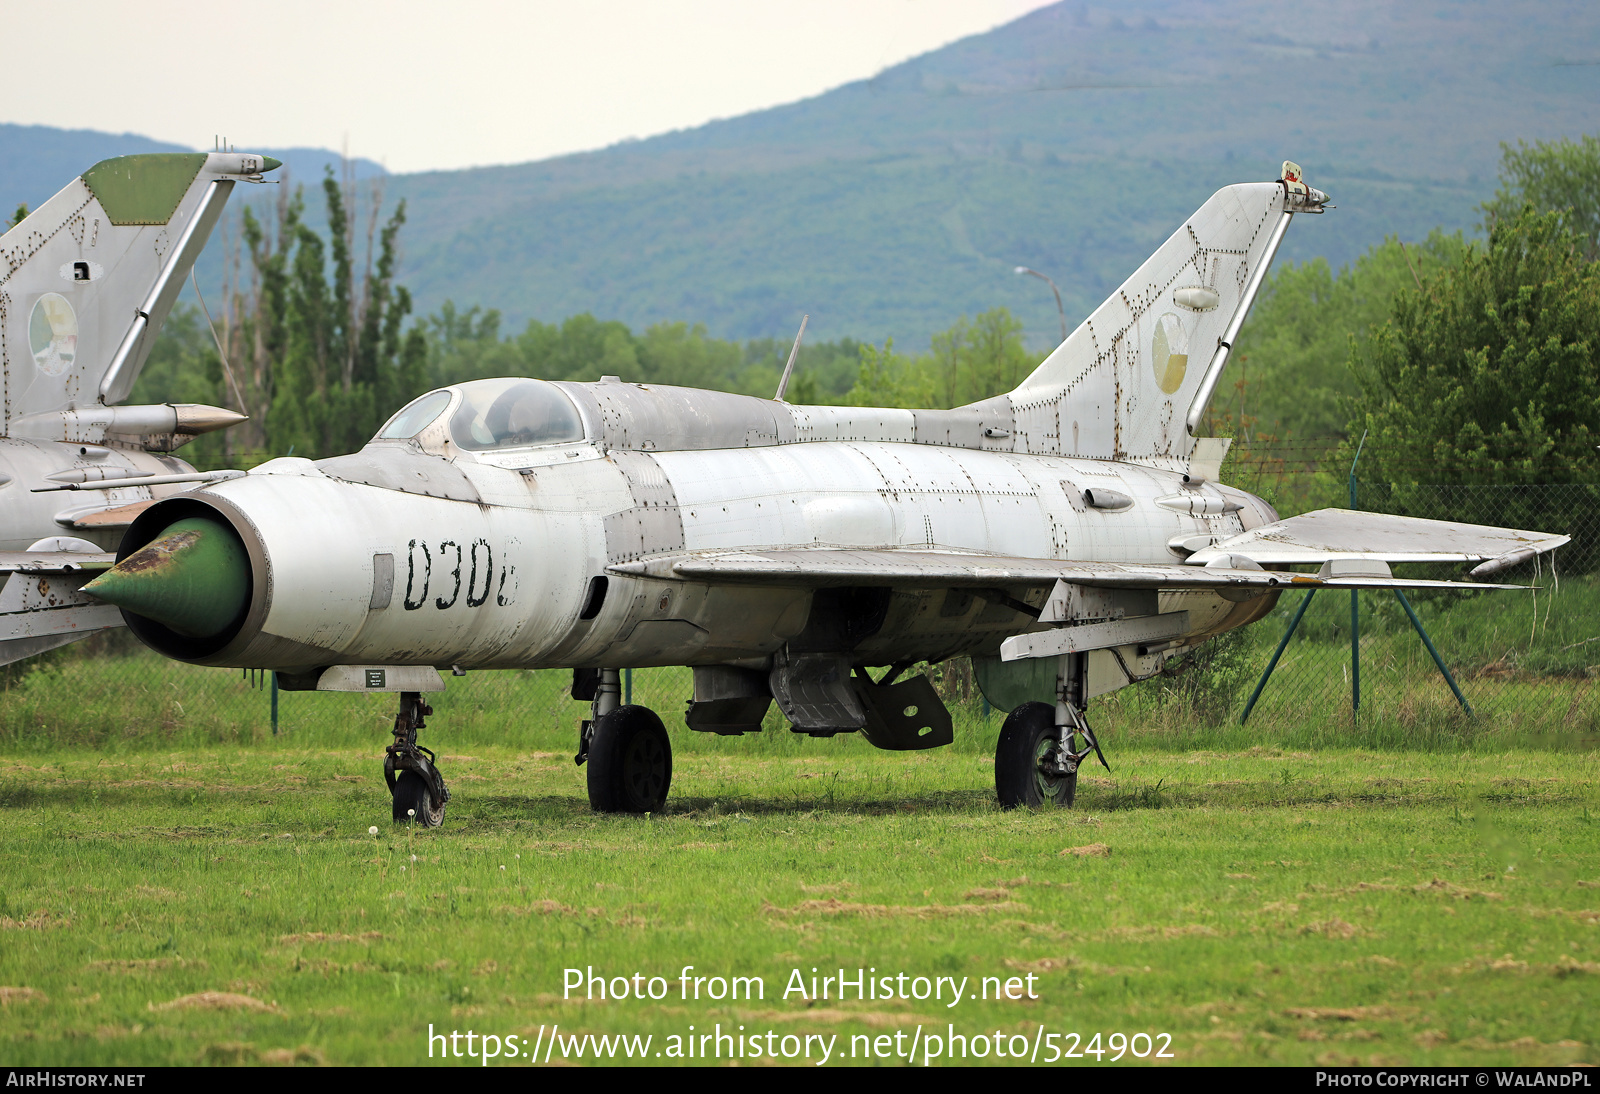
[
  {"x1": 1007, "y1": 170, "x2": 1327, "y2": 467},
  {"x1": 0, "y1": 151, "x2": 279, "y2": 433}
]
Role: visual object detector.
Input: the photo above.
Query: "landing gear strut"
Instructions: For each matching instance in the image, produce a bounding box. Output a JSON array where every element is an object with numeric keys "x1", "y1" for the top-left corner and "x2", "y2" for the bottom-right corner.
[
  {"x1": 574, "y1": 668, "x2": 673, "y2": 814},
  {"x1": 384, "y1": 690, "x2": 449, "y2": 826},
  {"x1": 995, "y1": 653, "x2": 1109, "y2": 809}
]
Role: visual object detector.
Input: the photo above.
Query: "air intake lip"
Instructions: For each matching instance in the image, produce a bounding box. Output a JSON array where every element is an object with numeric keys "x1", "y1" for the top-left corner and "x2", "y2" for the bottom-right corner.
[
  {"x1": 84, "y1": 517, "x2": 249, "y2": 639},
  {"x1": 108, "y1": 496, "x2": 263, "y2": 662}
]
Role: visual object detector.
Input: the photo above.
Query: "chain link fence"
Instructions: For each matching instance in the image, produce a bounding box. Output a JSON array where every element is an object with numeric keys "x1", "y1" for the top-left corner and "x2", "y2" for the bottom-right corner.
[
  {"x1": 4, "y1": 480, "x2": 1597, "y2": 755},
  {"x1": 1099, "y1": 480, "x2": 1600, "y2": 746}
]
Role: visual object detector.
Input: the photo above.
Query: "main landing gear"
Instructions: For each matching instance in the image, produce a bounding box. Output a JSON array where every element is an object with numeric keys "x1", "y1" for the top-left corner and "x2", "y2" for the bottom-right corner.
[
  {"x1": 994, "y1": 653, "x2": 1109, "y2": 809},
  {"x1": 385, "y1": 691, "x2": 451, "y2": 826},
  {"x1": 573, "y1": 668, "x2": 672, "y2": 814},
  {"x1": 563, "y1": 657, "x2": 1103, "y2": 813}
]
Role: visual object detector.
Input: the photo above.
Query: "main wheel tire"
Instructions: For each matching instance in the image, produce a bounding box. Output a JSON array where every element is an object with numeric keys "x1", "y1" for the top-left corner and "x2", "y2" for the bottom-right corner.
[
  {"x1": 392, "y1": 769, "x2": 446, "y2": 827},
  {"x1": 995, "y1": 701, "x2": 1077, "y2": 809},
  {"x1": 587, "y1": 705, "x2": 673, "y2": 813}
]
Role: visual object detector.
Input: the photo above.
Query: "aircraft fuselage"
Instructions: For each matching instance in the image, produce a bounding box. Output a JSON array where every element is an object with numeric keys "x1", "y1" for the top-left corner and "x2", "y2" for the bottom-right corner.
[
  {"x1": 0, "y1": 438, "x2": 189, "y2": 552},
  {"x1": 121, "y1": 433, "x2": 1280, "y2": 676}
]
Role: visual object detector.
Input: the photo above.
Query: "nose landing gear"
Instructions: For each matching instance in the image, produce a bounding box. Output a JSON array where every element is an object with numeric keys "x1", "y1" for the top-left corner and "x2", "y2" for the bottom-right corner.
[{"x1": 384, "y1": 691, "x2": 450, "y2": 826}]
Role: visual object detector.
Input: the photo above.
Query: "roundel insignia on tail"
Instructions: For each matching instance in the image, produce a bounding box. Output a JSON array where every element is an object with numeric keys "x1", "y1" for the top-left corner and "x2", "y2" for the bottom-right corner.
[
  {"x1": 29, "y1": 293, "x2": 77, "y2": 377},
  {"x1": 1151, "y1": 312, "x2": 1188, "y2": 395}
]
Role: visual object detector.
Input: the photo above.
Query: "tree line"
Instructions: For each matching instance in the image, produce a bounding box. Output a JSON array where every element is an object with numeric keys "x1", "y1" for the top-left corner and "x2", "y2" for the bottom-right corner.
[{"x1": 132, "y1": 167, "x2": 425, "y2": 462}]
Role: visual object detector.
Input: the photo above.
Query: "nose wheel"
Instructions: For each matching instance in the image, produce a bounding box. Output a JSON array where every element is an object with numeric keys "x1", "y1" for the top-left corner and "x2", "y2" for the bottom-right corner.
[
  {"x1": 391, "y1": 769, "x2": 445, "y2": 826},
  {"x1": 384, "y1": 691, "x2": 450, "y2": 826}
]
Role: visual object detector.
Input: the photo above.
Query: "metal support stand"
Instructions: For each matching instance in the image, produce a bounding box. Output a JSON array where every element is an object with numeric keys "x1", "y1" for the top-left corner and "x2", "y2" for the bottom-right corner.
[
  {"x1": 1239, "y1": 423, "x2": 1472, "y2": 724},
  {"x1": 1239, "y1": 586, "x2": 1476, "y2": 724},
  {"x1": 270, "y1": 671, "x2": 279, "y2": 736},
  {"x1": 1394, "y1": 590, "x2": 1473, "y2": 714},
  {"x1": 1241, "y1": 589, "x2": 1317, "y2": 724}
]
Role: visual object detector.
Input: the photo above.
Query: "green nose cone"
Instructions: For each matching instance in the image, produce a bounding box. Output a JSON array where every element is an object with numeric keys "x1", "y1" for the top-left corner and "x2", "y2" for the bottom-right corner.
[{"x1": 83, "y1": 517, "x2": 249, "y2": 638}]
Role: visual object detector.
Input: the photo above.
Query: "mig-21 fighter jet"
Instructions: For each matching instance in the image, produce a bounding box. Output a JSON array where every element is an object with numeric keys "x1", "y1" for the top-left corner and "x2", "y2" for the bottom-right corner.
[{"x1": 69, "y1": 162, "x2": 1565, "y2": 823}]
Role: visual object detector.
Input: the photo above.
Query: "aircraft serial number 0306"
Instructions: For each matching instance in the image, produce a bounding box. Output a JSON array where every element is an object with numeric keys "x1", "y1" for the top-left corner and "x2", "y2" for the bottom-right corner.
[
  {"x1": 399, "y1": 538, "x2": 515, "y2": 612},
  {"x1": 4, "y1": 154, "x2": 1564, "y2": 823}
]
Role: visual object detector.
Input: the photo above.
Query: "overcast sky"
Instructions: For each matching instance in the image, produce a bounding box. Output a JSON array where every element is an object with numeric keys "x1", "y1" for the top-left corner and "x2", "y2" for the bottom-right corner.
[{"x1": 2, "y1": 0, "x2": 1055, "y2": 174}]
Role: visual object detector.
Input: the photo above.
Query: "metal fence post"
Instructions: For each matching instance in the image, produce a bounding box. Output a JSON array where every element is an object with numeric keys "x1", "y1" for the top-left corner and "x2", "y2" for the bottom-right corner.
[
  {"x1": 1241, "y1": 588, "x2": 1318, "y2": 724},
  {"x1": 1350, "y1": 587, "x2": 1360, "y2": 714},
  {"x1": 1349, "y1": 429, "x2": 1367, "y2": 716},
  {"x1": 1393, "y1": 590, "x2": 1473, "y2": 715}
]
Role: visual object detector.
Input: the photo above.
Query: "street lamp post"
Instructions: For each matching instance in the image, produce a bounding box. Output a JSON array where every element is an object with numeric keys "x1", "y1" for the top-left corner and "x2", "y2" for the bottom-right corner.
[{"x1": 1014, "y1": 265, "x2": 1068, "y2": 343}]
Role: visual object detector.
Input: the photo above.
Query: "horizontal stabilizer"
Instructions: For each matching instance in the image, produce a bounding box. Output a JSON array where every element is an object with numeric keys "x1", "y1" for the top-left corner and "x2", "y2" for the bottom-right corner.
[
  {"x1": 54, "y1": 498, "x2": 159, "y2": 531},
  {"x1": 1186, "y1": 509, "x2": 1569, "y2": 567},
  {"x1": 0, "y1": 631, "x2": 97, "y2": 667},
  {"x1": 610, "y1": 548, "x2": 1524, "y2": 592}
]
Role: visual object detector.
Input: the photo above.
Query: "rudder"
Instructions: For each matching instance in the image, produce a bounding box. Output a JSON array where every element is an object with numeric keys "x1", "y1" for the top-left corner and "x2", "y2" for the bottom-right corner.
[
  {"x1": 1007, "y1": 169, "x2": 1325, "y2": 467},
  {"x1": 0, "y1": 151, "x2": 279, "y2": 433}
]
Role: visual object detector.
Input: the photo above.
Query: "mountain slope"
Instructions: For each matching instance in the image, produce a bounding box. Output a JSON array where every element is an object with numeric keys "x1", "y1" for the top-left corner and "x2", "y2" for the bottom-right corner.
[
  {"x1": 5, "y1": 0, "x2": 1597, "y2": 351},
  {"x1": 383, "y1": 0, "x2": 1600, "y2": 347}
]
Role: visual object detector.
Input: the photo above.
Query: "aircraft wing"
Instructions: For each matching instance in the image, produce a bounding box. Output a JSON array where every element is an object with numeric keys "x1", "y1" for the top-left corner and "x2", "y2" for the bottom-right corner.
[
  {"x1": 0, "y1": 559, "x2": 122, "y2": 665},
  {"x1": 0, "y1": 551, "x2": 116, "y2": 574},
  {"x1": 610, "y1": 508, "x2": 1564, "y2": 592},
  {"x1": 1185, "y1": 509, "x2": 1569, "y2": 576},
  {"x1": 610, "y1": 548, "x2": 1522, "y2": 592}
]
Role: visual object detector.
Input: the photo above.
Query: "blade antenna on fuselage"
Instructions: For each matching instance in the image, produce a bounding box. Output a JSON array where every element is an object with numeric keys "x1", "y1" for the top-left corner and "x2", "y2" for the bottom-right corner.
[{"x1": 773, "y1": 314, "x2": 809, "y2": 402}]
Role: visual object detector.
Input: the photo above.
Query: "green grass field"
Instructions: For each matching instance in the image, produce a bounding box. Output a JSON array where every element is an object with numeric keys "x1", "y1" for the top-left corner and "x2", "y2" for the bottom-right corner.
[{"x1": 2, "y1": 647, "x2": 1598, "y2": 1067}]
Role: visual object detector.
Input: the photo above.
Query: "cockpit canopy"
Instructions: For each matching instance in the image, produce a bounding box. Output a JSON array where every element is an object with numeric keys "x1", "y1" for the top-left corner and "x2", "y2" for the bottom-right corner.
[
  {"x1": 447, "y1": 378, "x2": 585, "y2": 450},
  {"x1": 375, "y1": 389, "x2": 452, "y2": 441},
  {"x1": 373, "y1": 379, "x2": 586, "y2": 453}
]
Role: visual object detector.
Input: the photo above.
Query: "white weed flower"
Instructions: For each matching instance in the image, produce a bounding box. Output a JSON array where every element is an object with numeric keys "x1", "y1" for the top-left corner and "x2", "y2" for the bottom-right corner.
[
  {"x1": 408, "y1": 809, "x2": 416, "y2": 818},
  {"x1": 368, "y1": 826, "x2": 379, "y2": 837}
]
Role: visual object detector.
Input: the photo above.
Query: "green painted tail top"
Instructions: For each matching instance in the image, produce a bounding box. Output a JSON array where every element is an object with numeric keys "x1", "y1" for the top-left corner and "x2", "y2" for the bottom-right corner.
[
  {"x1": 81, "y1": 153, "x2": 208, "y2": 226},
  {"x1": 82, "y1": 518, "x2": 248, "y2": 638}
]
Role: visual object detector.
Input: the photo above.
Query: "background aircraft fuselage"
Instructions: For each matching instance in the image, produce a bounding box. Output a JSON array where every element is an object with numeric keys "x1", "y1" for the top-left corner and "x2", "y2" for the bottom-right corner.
[{"x1": 0, "y1": 439, "x2": 191, "y2": 552}]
